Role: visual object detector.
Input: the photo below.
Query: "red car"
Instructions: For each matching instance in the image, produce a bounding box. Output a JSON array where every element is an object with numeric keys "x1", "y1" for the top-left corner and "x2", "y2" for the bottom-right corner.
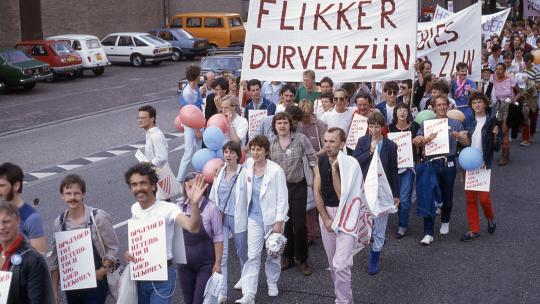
[{"x1": 15, "y1": 40, "x2": 82, "y2": 80}]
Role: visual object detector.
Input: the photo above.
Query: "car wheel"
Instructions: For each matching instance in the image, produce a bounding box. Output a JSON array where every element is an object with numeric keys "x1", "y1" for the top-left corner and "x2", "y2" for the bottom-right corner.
[
  {"x1": 152, "y1": 61, "x2": 162, "y2": 66},
  {"x1": 209, "y1": 44, "x2": 218, "y2": 49},
  {"x1": 172, "y1": 49, "x2": 183, "y2": 61},
  {"x1": 131, "y1": 54, "x2": 145, "y2": 67},
  {"x1": 186, "y1": 55, "x2": 196, "y2": 60},
  {"x1": 92, "y1": 67, "x2": 105, "y2": 75},
  {"x1": 66, "y1": 71, "x2": 77, "y2": 80},
  {"x1": 22, "y1": 83, "x2": 36, "y2": 90},
  {"x1": 0, "y1": 79, "x2": 9, "y2": 94}
]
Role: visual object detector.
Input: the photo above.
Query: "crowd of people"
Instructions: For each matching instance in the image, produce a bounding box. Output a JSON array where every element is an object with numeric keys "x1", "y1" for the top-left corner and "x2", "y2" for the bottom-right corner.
[{"x1": 0, "y1": 18, "x2": 538, "y2": 304}]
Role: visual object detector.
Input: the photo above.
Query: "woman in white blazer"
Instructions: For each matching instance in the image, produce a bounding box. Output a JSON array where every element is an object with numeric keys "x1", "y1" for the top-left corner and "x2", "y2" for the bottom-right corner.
[
  {"x1": 235, "y1": 135, "x2": 289, "y2": 304},
  {"x1": 209, "y1": 141, "x2": 248, "y2": 303}
]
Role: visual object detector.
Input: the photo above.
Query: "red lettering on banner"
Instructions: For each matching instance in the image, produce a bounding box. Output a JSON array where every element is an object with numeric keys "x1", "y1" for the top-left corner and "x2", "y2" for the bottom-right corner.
[
  {"x1": 394, "y1": 44, "x2": 410, "y2": 69},
  {"x1": 381, "y1": 0, "x2": 397, "y2": 28},
  {"x1": 280, "y1": 1, "x2": 294, "y2": 30},
  {"x1": 332, "y1": 46, "x2": 348, "y2": 69},
  {"x1": 444, "y1": 22, "x2": 459, "y2": 43},
  {"x1": 267, "y1": 45, "x2": 281, "y2": 68},
  {"x1": 417, "y1": 21, "x2": 460, "y2": 51},
  {"x1": 357, "y1": 1, "x2": 372, "y2": 30},
  {"x1": 353, "y1": 45, "x2": 369, "y2": 69},
  {"x1": 257, "y1": 0, "x2": 276, "y2": 28},
  {"x1": 372, "y1": 38, "x2": 388, "y2": 69},
  {"x1": 298, "y1": 46, "x2": 315, "y2": 69},
  {"x1": 315, "y1": 46, "x2": 329, "y2": 69},
  {"x1": 338, "y1": 197, "x2": 363, "y2": 232},
  {"x1": 337, "y1": 2, "x2": 355, "y2": 30},
  {"x1": 282, "y1": 46, "x2": 296, "y2": 69},
  {"x1": 299, "y1": 2, "x2": 307, "y2": 30},
  {"x1": 314, "y1": 3, "x2": 335, "y2": 30},
  {"x1": 250, "y1": 45, "x2": 266, "y2": 69}
]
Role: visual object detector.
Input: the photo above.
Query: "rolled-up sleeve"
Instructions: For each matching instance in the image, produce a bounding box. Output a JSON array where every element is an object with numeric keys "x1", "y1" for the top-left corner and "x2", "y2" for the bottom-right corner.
[
  {"x1": 94, "y1": 210, "x2": 120, "y2": 263},
  {"x1": 46, "y1": 218, "x2": 62, "y2": 271},
  {"x1": 300, "y1": 133, "x2": 317, "y2": 167},
  {"x1": 208, "y1": 205, "x2": 223, "y2": 243}
]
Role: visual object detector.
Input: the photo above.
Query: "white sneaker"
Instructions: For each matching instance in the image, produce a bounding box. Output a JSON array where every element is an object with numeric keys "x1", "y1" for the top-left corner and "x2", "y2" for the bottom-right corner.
[
  {"x1": 234, "y1": 278, "x2": 242, "y2": 290},
  {"x1": 420, "y1": 235, "x2": 434, "y2": 245},
  {"x1": 235, "y1": 295, "x2": 255, "y2": 304},
  {"x1": 268, "y1": 284, "x2": 279, "y2": 297},
  {"x1": 440, "y1": 223, "x2": 449, "y2": 235},
  {"x1": 218, "y1": 294, "x2": 228, "y2": 304}
]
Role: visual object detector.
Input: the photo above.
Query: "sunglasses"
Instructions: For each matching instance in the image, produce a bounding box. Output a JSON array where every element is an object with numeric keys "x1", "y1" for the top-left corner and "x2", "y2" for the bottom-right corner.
[
  {"x1": 333, "y1": 97, "x2": 346, "y2": 101},
  {"x1": 386, "y1": 90, "x2": 398, "y2": 95}
]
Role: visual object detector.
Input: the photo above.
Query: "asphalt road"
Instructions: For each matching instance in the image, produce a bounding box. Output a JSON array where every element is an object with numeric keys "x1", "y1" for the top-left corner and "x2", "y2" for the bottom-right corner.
[{"x1": 1, "y1": 60, "x2": 539, "y2": 303}]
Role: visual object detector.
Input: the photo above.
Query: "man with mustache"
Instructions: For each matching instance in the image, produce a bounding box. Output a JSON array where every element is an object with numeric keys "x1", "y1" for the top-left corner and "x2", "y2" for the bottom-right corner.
[{"x1": 0, "y1": 162, "x2": 47, "y2": 253}]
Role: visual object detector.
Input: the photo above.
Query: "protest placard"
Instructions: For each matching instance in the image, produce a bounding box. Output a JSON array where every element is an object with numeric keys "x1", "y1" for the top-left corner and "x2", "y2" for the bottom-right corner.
[
  {"x1": 248, "y1": 109, "x2": 267, "y2": 139},
  {"x1": 314, "y1": 99, "x2": 325, "y2": 115},
  {"x1": 465, "y1": 168, "x2": 491, "y2": 192},
  {"x1": 524, "y1": 1, "x2": 540, "y2": 17},
  {"x1": 242, "y1": 0, "x2": 417, "y2": 82},
  {"x1": 55, "y1": 228, "x2": 97, "y2": 291},
  {"x1": 433, "y1": 5, "x2": 510, "y2": 38},
  {"x1": 346, "y1": 113, "x2": 368, "y2": 150},
  {"x1": 423, "y1": 118, "x2": 449, "y2": 156},
  {"x1": 0, "y1": 271, "x2": 12, "y2": 304},
  {"x1": 417, "y1": 3, "x2": 482, "y2": 81},
  {"x1": 129, "y1": 217, "x2": 168, "y2": 281},
  {"x1": 387, "y1": 131, "x2": 414, "y2": 168}
]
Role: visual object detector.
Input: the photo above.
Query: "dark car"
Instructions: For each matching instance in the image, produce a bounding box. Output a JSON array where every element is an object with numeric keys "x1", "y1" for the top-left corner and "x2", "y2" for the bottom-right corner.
[
  {"x1": 148, "y1": 28, "x2": 209, "y2": 61},
  {"x1": 200, "y1": 47, "x2": 242, "y2": 82},
  {"x1": 0, "y1": 48, "x2": 52, "y2": 93}
]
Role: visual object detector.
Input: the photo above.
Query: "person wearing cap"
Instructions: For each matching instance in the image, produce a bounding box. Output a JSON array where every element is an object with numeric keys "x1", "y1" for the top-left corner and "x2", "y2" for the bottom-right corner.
[{"x1": 478, "y1": 65, "x2": 495, "y2": 103}]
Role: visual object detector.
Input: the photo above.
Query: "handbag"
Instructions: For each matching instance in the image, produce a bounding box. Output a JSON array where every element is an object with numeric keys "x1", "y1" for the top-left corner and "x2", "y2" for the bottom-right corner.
[
  {"x1": 90, "y1": 209, "x2": 124, "y2": 302},
  {"x1": 117, "y1": 264, "x2": 138, "y2": 304}
]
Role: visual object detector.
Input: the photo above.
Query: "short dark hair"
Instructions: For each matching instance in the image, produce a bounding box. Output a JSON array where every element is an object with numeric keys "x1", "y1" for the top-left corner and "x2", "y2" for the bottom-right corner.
[
  {"x1": 496, "y1": 62, "x2": 506, "y2": 71},
  {"x1": 320, "y1": 76, "x2": 334, "y2": 87},
  {"x1": 392, "y1": 103, "x2": 412, "y2": 125},
  {"x1": 280, "y1": 84, "x2": 296, "y2": 96},
  {"x1": 326, "y1": 127, "x2": 346, "y2": 143},
  {"x1": 285, "y1": 105, "x2": 304, "y2": 124},
  {"x1": 383, "y1": 81, "x2": 399, "y2": 92},
  {"x1": 185, "y1": 64, "x2": 201, "y2": 82},
  {"x1": 468, "y1": 91, "x2": 490, "y2": 108},
  {"x1": 419, "y1": 60, "x2": 432, "y2": 72},
  {"x1": 60, "y1": 174, "x2": 86, "y2": 194},
  {"x1": 401, "y1": 79, "x2": 413, "y2": 89},
  {"x1": 503, "y1": 51, "x2": 513, "y2": 59},
  {"x1": 524, "y1": 53, "x2": 534, "y2": 63},
  {"x1": 367, "y1": 112, "x2": 386, "y2": 126},
  {"x1": 248, "y1": 79, "x2": 262, "y2": 90},
  {"x1": 491, "y1": 44, "x2": 502, "y2": 53},
  {"x1": 320, "y1": 91, "x2": 334, "y2": 101},
  {"x1": 248, "y1": 135, "x2": 270, "y2": 157},
  {"x1": 0, "y1": 163, "x2": 24, "y2": 194},
  {"x1": 0, "y1": 202, "x2": 19, "y2": 220},
  {"x1": 456, "y1": 62, "x2": 468, "y2": 71},
  {"x1": 211, "y1": 77, "x2": 229, "y2": 93},
  {"x1": 223, "y1": 141, "x2": 242, "y2": 163},
  {"x1": 431, "y1": 78, "x2": 450, "y2": 94},
  {"x1": 124, "y1": 163, "x2": 159, "y2": 193},
  {"x1": 272, "y1": 112, "x2": 294, "y2": 135},
  {"x1": 138, "y1": 105, "x2": 156, "y2": 124},
  {"x1": 355, "y1": 91, "x2": 373, "y2": 105}
]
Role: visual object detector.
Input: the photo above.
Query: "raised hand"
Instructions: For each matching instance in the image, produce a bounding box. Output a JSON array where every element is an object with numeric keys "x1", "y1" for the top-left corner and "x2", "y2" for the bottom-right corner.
[{"x1": 186, "y1": 174, "x2": 208, "y2": 205}]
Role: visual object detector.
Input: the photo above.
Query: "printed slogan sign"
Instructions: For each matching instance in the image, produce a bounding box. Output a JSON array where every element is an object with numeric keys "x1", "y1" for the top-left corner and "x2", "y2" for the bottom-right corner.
[
  {"x1": 0, "y1": 271, "x2": 12, "y2": 304},
  {"x1": 433, "y1": 5, "x2": 510, "y2": 38},
  {"x1": 55, "y1": 228, "x2": 97, "y2": 291},
  {"x1": 242, "y1": 0, "x2": 418, "y2": 82},
  {"x1": 346, "y1": 113, "x2": 368, "y2": 149},
  {"x1": 465, "y1": 168, "x2": 491, "y2": 192},
  {"x1": 387, "y1": 131, "x2": 414, "y2": 168},
  {"x1": 417, "y1": 3, "x2": 482, "y2": 81},
  {"x1": 129, "y1": 217, "x2": 168, "y2": 281},
  {"x1": 423, "y1": 118, "x2": 450, "y2": 156},
  {"x1": 248, "y1": 109, "x2": 267, "y2": 140}
]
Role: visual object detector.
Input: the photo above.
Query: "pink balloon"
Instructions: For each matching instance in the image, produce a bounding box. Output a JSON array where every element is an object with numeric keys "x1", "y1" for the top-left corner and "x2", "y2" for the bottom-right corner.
[
  {"x1": 202, "y1": 158, "x2": 224, "y2": 183},
  {"x1": 447, "y1": 109, "x2": 465, "y2": 122},
  {"x1": 207, "y1": 113, "x2": 229, "y2": 134},
  {"x1": 179, "y1": 105, "x2": 205, "y2": 129},
  {"x1": 174, "y1": 115, "x2": 184, "y2": 132}
]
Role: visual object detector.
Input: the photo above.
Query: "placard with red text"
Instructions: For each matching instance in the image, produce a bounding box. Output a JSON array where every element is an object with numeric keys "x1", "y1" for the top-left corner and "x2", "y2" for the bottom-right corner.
[
  {"x1": 55, "y1": 228, "x2": 97, "y2": 291},
  {"x1": 129, "y1": 217, "x2": 168, "y2": 281},
  {"x1": 0, "y1": 271, "x2": 12, "y2": 304},
  {"x1": 423, "y1": 118, "x2": 449, "y2": 156},
  {"x1": 465, "y1": 168, "x2": 491, "y2": 192},
  {"x1": 346, "y1": 113, "x2": 368, "y2": 150},
  {"x1": 248, "y1": 109, "x2": 267, "y2": 139},
  {"x1": 387, "y1": 131, "x2": 414, "y2": 168}
]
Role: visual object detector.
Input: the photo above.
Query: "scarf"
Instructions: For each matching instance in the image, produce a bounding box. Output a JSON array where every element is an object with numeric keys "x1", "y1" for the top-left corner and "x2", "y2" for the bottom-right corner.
[{"x1": 0, "y1": 233, "x2": 24, "y2": 271}]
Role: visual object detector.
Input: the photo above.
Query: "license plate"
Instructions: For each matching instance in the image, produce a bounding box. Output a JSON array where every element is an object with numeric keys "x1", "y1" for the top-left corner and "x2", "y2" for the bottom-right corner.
[
  {"x1": 96, "y1": 54, "x2": 102, "y2": 61},
  {"x1": 160, "y1": 48, "x2": 167, "y2": 53},
  {"x1": 67, "y1": 57, "x2": 76, "y2": 62}
]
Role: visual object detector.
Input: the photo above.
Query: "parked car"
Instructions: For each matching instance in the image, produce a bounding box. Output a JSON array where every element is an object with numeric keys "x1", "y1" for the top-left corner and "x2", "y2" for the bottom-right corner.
[
  {"x1": 47, "y1": 34, "x2": 111, "y2": 76},
  {"x1": 147, "y1": 28, "x2": 209, "y2": 61},
  {"x1": 0, "y1": 48, "x2": 53, "y2": 93},
  {"x1": 168, "y1": 12, "x2": 245, "y2": 48},
  {"x1": 100, "y1": 32, "x2": 173, "y2": 67},
  {"x1": 199, "y1": 47, "x2": 243, "y2": 82},
  {"x1": 14, "y1": 40, "x2": 82, "y2": 80}
]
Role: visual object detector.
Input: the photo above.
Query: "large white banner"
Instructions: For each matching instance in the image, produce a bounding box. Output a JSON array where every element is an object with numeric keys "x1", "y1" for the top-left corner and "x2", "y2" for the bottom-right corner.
[
  {"x1": 417, "y1": 3, "x2": 482, "y2": 81},
  {"x1": 433, "y1": 5, "x2": 510, "y2": 38},
  {"x1": 242, "y1": 0, "x2": 418, "y2": 82}
]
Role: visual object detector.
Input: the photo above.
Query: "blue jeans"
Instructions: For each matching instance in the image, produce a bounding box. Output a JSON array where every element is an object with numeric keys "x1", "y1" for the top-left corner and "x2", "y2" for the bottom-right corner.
[
  {"x1": 423, "y1": 158, "x2": 457, "y2": 236},
  {"x1": 372, "y1": 214, "x2": 389, "y2": 252},
  {"x1": 398, "y1": 169, "x2": 415, "y2": 229},
  {"x1": 137, "y1": 265, "x2": 176, "y2": 304},
  {"x1": 220, "y1": 214, "x2": 248, "y2": 296},
  {"x1": 177, "y1": 126, "x2": 202, "y2": 182}
]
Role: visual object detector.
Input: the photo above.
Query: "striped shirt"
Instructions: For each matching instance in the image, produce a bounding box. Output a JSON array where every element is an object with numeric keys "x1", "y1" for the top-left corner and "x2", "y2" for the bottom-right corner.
[{"x1": 270, "y1": 133, "x2": 316, "y2": 183}]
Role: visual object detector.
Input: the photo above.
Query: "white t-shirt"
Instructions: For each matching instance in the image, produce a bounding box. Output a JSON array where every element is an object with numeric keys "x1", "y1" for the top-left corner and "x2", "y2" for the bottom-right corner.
[
  {"x1": 321, "y1": 108, "x2": 354, "y2": 136},
  {"x1": 471, "y1": 115, "x2": 486, "y2": 152},
  {"x1": 385, "y1": 104, "x2": 395, "y2": 124},
  {"x1": 224, "y1": 115, "x2": 249, "y2": 146},
  {"x1": 182, "y1": 84, "x2": 198, "y2": 105},
  {"x1": 145, "y1": 126, "x2": 168, "y2": 168},
  {"x1": 131, "y1": 200, "x2": 181, "y2": 259}
]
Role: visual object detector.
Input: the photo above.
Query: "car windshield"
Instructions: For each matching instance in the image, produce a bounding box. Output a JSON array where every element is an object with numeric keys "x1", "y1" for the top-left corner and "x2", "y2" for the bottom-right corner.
[
  {"x1": 0, "y1": 50, "x2": 32, "y2": 64},
  {"x1": 140, "y1": 35, "x2": 165, "y2": 45},
  {"x1": 172, "y1": 29, "x2": 193, "y2": 39},
  {"x1": 52, "y1": 43, "x2": 74, "y2": 55},
  {"x1": 86, "y1": 39, "x2": 101, "y2": 49},
  {"x1": 201, "y1": 57, "x2": 242, "y2": 73}
]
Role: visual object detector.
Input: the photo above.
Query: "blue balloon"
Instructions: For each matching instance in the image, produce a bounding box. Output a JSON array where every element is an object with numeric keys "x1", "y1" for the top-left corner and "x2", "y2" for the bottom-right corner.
[
  {"x1": 192, "y1": 148, "x2": 216, "y2": 172},
  {"x1": 203, "y1": 127, "x2": 225, "y2": 151},
  {"x1": 215, "y1": 149, "x2": 224, "y2": 160},
  {"x1": 459, "y1": 147, "x2": 483, "y2": 171}
]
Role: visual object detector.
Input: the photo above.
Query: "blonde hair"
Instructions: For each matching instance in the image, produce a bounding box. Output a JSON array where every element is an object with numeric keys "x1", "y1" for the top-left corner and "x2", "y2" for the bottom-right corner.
[
  {"x1": 222, "y1": 95, "x2": 241, "y2": 114},
  {"x1": 298, "y1": 99, "x2": 314, "y2": 123}
]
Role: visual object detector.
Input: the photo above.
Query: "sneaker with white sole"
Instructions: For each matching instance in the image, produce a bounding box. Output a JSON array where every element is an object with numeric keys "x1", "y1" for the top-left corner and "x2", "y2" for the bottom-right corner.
[
  {"x1": 218, "y1": 294, "x2": 228, "y2": 304},
  {"x1": 440, "y1": 223, "x2": 449, "y2": 235},
  {"x1": 420, "y1": 235, "x2": 434, "y2": 245},
  {"x1": 268, "y1": 284, "x2": 279, "y2": 297},
  {"x1": 235, "y1": 295, "x2": 255, "y2": 304},
  {"x1": 234, "y1": 279, "x2": 242, "y2": 290}
]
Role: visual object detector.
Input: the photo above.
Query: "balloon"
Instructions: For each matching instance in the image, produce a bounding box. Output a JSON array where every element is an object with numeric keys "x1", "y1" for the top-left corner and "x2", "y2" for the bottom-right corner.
[
  {"x1": 207, "y1": 113, "x2": 229, "y2": 134},
  {"x1": 215, "y1": 149, "x2": 224, "y2": 160},
  {"x1": 459, "y1": 147, "x2": 483, "y2": 171},
  {"x1": 415, "y1": 110, "x2": 436, "y2": 125},
  {"x1": 203, "y1": 127, "x2": 225, "y2": 151},
  {"x1": 240, "y1": 149, "x2": 247, "y2": 164},
  {"x1": 202, "y1": 158, "x2": 224, "y2": 183},
  {"x1": 534, "y1": 49, "x2": 540, "y2": 65},
  {"x1": 179, "y1": 105, "x2": 205, "y2": 129},
  {"x1": 447, "y1": 109, "x2": 465, "y2": 122},
  {"x1": 174, "y1": 115, "x2": 184, "y2": 132},
  {"x1": 192, "y1": 148, "x2": 216, "y2": 172}
]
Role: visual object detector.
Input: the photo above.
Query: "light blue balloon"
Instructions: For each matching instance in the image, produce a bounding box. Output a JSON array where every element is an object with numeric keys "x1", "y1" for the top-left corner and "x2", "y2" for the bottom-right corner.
[
  {"x1": 459, "y1": 147, "x2": 483, "y2": 171},
  {"x1": 215, "y1": 149, "x2": 224, "y2": 160},
  {"x1": 192, "y1": 148, "x2": 216, "y2": 172},
  {"x1": 203, "y1": 127, "x2": 225, "y2": 151},
  {"x1": 415, "y1": 110, "x2": 436, "y2": 125}
]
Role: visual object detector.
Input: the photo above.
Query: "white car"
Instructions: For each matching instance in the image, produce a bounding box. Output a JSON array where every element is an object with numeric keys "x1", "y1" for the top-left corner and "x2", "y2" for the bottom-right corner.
[
  {"x1": 47, "y1": 34, "x2": 111, "y2": 76},
  {"x1": 100, "y1": 32, "x2": 173, "y2": 67}
]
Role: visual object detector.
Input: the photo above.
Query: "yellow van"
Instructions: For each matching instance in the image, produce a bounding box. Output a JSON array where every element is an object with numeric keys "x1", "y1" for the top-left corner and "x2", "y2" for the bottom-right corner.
[{"x1": 168, "y1": 12, "x2": 245, "y2": 48}]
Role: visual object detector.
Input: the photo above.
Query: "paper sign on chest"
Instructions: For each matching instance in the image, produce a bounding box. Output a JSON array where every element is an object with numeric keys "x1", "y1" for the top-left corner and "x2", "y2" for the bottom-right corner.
[
  {"x1": 128, "y1": 217, "x2": 168, "y2": 281},
  {"x1": 346, "y1": 114, "x2": 368, "y2": 150},
  {"x1": 387, "y1": 131, "x2": 414, "y2": 168},
  {"x1": 423, "y1": 118, "x2": 450, "y2": 156},
  {"x1": 248, "y1": 109, "x2": 267, "y2": 140},
  {"x1": 465, "y1": 168, "x2": 491, "y2": 192},
  {"x1": 55, "y1": 228, "x2": 97, "y2": 291},
  {"x1": 0, "y1": 271, "x2": 12, "y2": 304}
]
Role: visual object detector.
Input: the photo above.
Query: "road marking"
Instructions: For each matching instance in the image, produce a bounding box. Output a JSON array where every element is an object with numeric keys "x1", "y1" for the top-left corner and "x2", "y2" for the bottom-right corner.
[
  {"x1": 83, "y1": 157, "x2": 109, "y2": 163},
  {"x1": 108, "y1": 150, "x2": 131, "y2": 156},
  {"x1": 129, "y1": 144, "x2": 145, "y2": 149},
  {"x1": 57, "y1": 164, "x2": 84, "y2": 170},
  {"x1": 113, "y1": 219, "x2": 129, "y2": 229},
  {"x1": 171, "y1": 144, "x2": 185, "y2": 152},
  {"x1": 29, "y1": 172, "x2": 57, "y2": 179}
]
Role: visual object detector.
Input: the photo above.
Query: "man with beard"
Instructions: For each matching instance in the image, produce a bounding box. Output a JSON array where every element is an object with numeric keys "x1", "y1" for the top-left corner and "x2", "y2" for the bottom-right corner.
[{"x1": 0, "y1": 163, "x2": 47, "y2": 253}]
